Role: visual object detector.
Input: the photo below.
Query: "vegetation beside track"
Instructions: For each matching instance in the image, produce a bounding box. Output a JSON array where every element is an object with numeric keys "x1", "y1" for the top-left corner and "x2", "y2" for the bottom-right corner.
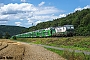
[
  {"x1": 12, "y1": 36, "x2": 90, "y2": 60},
  {"x1": 14, "y1": 36, "x2": 90, "y2": 51},
  {"x1": 45, "y1": 47, "x2": 90, "y2": 60}
]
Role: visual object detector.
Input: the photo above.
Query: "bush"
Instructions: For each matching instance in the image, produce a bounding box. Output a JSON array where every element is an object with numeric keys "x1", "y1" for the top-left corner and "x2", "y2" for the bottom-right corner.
[{"x1": 12, "y1": 36, "x2": 17, "y2": 40}]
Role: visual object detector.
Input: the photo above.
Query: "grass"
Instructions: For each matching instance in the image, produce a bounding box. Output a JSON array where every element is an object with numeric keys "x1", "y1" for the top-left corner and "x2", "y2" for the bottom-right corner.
[
  {"x1": 14, "y1": 36, "x2": 90, "y2": 51},
  {"x1": 45, "y1": 47, "x2": 90, "y2": 60},
  {"x1": 11, "y1": 36, "x2": 90, "y2": 60}
]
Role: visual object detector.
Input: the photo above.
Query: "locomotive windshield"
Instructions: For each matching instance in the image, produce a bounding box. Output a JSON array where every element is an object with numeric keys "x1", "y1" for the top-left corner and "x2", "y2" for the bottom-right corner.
[{"x1": 64, "y1": 25, "x2": 74, "y2": 30}]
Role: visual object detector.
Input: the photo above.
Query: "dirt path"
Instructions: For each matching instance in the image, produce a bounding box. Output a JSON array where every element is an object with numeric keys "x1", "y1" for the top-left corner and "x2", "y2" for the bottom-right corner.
[{"x1": 0, "y1": 39, "x2": 65, "y2": 60}]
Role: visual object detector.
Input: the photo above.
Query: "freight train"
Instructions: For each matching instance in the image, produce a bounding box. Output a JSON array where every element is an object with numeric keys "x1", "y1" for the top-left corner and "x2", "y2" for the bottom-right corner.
[{"x1": 12, "y1": 25, "x2": 74, "y2": 38}]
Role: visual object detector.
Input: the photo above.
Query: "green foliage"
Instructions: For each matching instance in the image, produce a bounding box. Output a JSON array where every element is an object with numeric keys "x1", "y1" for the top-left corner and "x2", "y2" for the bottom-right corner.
[
  {"x1": 12, "y1": 36, "x2": 17, "y2": 40},
  {"x1": 28, "y1": 8, "x2": 90, "y2": 36},
  {"x1": 4, "y1": 32, "x2": 11, "y2": 39},
  {"x1": 46, "y1": 48, "x2": 90, "y2": 60},
  {"x1": 45, "y1": 47, "x2": 64, "y2": 56},
  {"x1": 0, "y1": 25, "x2": 27, "y2": 36},
  {"x1": 13, "y1": 37, "x2": 90, "y2": 60},
  {"x1": 15, "y1": 36, "x2": 90, "y2": 51},
  {"x1": 0, "y1": 33, "x2": 3, "y2": 38}
]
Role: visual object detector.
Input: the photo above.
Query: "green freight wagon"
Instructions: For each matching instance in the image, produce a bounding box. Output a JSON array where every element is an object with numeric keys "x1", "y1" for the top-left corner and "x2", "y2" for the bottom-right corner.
[
  {"x1": 32, "y1": 31, "x2": 38, "y2": 37},
  {"x1": 37, "y1": 30, "x2": 44, "y2": 37},
  {"x1": 12, "y1": 25, "x2": 74, "y2": 38},
  {"x1": 43, "y1": 28, "x2": 52, "y2": 37}
]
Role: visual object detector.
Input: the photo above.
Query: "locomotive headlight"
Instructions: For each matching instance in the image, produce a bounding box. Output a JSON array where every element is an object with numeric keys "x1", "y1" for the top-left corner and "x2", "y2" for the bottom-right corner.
[{"x1": 71, "y1": 27, "x2": 74, "y2": 29}]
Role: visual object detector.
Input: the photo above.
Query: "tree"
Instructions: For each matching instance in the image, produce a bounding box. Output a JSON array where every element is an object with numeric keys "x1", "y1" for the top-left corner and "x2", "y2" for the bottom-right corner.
[
  {"x1": 12, "y1": 36, "x2": 17, "y2": 40},
  {"x1": 28, "y1": 8, "x2": 90, "y2": 36},
  {"x1": 4, "y1": 32, "x2": 11, "y2": 39},
  {"x1": 82, "y1": 14, "x2": 90, "y2": 25},
  {"x1": 0, "y1": 33, "x2": 3, "y2": 38}
]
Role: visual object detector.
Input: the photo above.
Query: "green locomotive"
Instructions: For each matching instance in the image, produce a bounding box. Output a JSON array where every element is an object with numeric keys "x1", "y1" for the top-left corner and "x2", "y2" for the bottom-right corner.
[{"x1": 12, "y1": 25, "x2": 74, "y2": 38}]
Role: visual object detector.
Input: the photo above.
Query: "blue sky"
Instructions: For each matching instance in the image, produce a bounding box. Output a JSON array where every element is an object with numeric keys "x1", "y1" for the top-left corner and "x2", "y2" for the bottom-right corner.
[{"x1": 0, "y1": 0, "x2": 90, "y2": 27}]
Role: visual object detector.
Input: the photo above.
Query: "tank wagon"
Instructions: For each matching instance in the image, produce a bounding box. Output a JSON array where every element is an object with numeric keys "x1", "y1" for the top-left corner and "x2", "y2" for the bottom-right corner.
[{"x1": 12, "y1": 25, "x2": 74, "y2": 38}]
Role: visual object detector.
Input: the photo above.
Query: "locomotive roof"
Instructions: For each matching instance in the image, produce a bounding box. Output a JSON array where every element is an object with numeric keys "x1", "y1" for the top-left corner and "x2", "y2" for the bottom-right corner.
[{"x1": 64, "y1": 25, "x2": 74, "y2": 27}]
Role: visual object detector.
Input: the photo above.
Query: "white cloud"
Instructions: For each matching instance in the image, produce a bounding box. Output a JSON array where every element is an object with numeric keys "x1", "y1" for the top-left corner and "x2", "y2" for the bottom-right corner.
[
  {"x1": 0, "y1": 21, "x2": 7, "y2": 25},
  {"x1": 21, "y1": 0, "x2": 26, "y2": 3},
  {"x1": 74, "y1": 7, "x2": 82, "y2": 11},
  {"x1": 0, "y1": 2, "x2": 90, "y2": 27},
  {"x1": 35, "y1": 20, "x2": 42, "y2": 24},
  {"x1": 0, "y1": 15, "x2": 9, "y2": 21},
  {"x1": 0, "y1": 3, "x2": 64, "y2": 27},
  {"x1": 34, "y1": 7, "x2": 60, "y2": 15},
  {"x1": 15, "y1": 22, "x2": 22, "y2": 26},
  {"x1": 59, "y1": 14, "x2": 66, "y2": 18},
  {"x1": 84, "y1": 5, "x2": 90, "y2": 9},
  {"x1": 38, "y1": 2, "x2": 45, "y2": 6},
  {"x1": 74, "y1": 5, "x2": 90, "y2": 11}
]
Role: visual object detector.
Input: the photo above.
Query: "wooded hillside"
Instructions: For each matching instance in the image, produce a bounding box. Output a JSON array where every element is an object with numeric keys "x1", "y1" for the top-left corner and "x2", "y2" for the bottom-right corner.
[
  {"x1": 0, "y1": 25, "x2": 26, "y2": 38},
  {"x1": 28, "y1": 8, "x2": 90, "y2": 36}
]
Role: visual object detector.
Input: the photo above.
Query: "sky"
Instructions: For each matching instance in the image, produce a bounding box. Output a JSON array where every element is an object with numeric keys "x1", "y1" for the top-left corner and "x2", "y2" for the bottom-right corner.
[{"x1": 0, "y1": 0, "x2": 90, "y2": 28}]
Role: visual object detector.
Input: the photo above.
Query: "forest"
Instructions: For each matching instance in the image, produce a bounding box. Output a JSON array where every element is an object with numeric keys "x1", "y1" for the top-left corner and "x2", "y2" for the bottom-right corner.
[
  {"x1": 0, "y1": 8, "x2": 90, "y2": 38},
  {"x1": 28, "y1": 8, "x2": 90, "y2": 36},
  {"x1": 0, "y1": 25, "x2": 26, "y2": 38}
]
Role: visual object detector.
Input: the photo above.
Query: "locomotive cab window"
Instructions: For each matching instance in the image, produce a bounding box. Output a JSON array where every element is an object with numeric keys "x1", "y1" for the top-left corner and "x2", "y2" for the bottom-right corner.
[{"x1": 66, "y1": 26, "x2": 70, "y2": 29}]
